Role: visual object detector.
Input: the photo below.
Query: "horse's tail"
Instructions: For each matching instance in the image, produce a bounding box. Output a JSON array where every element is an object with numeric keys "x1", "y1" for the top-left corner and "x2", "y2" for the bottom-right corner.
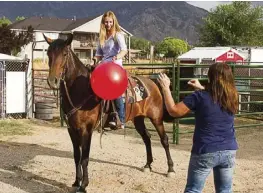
[{"x1": 153, "y1": 79, "x2": 176, "y2": 123}]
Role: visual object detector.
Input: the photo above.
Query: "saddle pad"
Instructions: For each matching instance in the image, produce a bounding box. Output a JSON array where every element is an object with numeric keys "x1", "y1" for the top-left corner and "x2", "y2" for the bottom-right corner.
[{"x1": 123, "y1": 76, "x2": 150, "y2": 104}]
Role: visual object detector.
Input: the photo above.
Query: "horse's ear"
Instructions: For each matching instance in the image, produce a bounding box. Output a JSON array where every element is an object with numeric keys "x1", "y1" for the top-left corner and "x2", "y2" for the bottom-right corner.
[
  {"x1": 43, "y1": 33, "x2": 53, "y2": 45},
  {"x1": 65, "y1": 33, "x2": 73, "y2": 46}
]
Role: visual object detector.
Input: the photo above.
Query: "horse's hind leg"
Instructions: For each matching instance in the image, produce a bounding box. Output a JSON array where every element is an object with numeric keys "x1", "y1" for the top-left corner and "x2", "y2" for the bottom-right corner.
[
  {"x1": 133, "y1": 116, "x2": 153, "y2": 171},
  {"x1": 68, "y1": 127, "x2": 82, "y2": 187},
  {"x1": 150, "y1": 118, "x2": 175, "y2": 177}
]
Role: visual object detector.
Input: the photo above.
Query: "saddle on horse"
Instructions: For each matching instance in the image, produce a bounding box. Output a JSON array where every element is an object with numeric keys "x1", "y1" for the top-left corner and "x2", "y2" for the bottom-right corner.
[{"x1": 101, "y1": 75, "x2": 150, "y2": 130}]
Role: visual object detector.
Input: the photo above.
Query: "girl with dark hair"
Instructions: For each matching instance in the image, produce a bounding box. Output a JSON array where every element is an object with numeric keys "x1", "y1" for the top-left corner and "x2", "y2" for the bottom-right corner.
[{"x1": 158, "y1": 62, "x2": 238, "y2": 193}]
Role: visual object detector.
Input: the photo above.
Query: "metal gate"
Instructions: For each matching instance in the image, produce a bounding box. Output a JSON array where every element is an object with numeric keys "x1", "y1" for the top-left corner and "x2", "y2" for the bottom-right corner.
[
  {"x1": 0, "y1": 61, "x2": 6, "y2": 118},
  {"x1": 0, "y1": 59, "x2": 29, "y2": 119},
  {"x1": 32, "y1": 69, "x2": 59, "y2": 118}
]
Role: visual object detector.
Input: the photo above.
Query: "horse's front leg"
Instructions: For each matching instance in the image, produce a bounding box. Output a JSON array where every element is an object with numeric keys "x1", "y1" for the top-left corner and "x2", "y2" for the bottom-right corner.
[
  {"x1": 77, "y1": 130, "x2": 93, "y2": 193},
  {"x1": 68, "y1": 127, "x2": 82, "y2": 187}
]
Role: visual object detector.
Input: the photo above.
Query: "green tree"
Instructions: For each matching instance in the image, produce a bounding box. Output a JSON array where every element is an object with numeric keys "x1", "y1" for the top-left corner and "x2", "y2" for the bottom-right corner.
[
  {"x1": 16, "y1": 16, "x2": 25, "y2": 21},
  {"x1": 130, "y1": 37, "x2": 150, "y2": 56},
  {"x1": 0, "y1": 16, "x2": 12, "y2": 26},
  {"x1": 199, "y1": 2, "x2": 263, "y2": 46},
  {"x1": 0, "y1": 24, "x2": 34, "y2": 55},
  {"x1": 155, "y1": 37, "x2": 189, "y2": 57}
]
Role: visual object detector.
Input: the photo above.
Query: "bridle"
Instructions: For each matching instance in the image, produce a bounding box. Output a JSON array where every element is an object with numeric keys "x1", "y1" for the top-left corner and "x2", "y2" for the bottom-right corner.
[{"x1": 55, "y1": 46, "x2": 92, "y2": 119}]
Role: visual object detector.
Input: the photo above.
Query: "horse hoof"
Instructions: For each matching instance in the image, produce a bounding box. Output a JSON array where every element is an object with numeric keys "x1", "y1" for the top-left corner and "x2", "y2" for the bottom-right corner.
[
  {"x1": 167, "y1": 171, "x2": 176, "y2": 178},
  {"x1": 68, "y1": 186, "x2": 78, "y2": 193},
  {"x1": 142, "y1": 167, "x2": 151, "y2": 173},
  {"x1": 76, "y1": 187, "x2": 86, "y2": 193}
]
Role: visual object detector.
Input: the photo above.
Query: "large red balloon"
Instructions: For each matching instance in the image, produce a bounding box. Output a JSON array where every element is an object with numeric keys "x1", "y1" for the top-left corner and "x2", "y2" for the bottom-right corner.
[{"x1": 90, "y1": 62, "x2": 128, "y2": 100}]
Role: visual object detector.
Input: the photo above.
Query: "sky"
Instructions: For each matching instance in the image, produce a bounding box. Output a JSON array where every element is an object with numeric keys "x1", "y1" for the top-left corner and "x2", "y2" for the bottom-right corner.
[{"x1": 187, "y1": 1, "x2": 232, "y2": 11}]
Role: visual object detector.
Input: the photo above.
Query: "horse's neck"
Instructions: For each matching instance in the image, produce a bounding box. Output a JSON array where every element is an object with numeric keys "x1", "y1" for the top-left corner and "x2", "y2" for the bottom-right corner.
[{"x1": 65, "y1": 50, "x2": 89, "y2": 85}]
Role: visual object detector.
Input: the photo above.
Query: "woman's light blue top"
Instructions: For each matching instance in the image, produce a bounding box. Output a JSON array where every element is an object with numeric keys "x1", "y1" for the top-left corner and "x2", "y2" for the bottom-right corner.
[{"x1": 95, "y1": 32, "x2": 127, "y2": 66}]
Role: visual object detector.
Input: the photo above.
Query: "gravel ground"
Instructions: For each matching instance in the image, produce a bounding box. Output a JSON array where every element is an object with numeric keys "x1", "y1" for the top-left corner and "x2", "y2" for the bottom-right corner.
[{"x1": 0, "y1": 119, "x2": 263, "y2": 193}]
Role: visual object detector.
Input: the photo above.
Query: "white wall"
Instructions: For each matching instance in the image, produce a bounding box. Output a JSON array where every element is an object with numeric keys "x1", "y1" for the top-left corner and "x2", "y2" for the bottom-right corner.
[
  {"x1": 6, "y1": 72, "x2": 26, "y2": 113},
  {"x1": 250, "y1": 49, "x2": 263, "y2": 65},
  {"x1": 73, "y1": 15, "x2": 129, "y2": 37},
  {"x1": 74, "y1": 16, "x2": 102, "y2": 33}
]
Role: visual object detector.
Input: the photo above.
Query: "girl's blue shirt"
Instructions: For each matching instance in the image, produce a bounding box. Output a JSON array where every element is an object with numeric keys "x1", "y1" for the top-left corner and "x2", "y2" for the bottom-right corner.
[{"x1": 183, "y1": 90, "x2": 238, "y2": 154}]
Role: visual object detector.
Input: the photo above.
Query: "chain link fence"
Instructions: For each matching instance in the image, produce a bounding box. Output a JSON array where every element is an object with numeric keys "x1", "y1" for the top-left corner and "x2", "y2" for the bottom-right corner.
[{"x1": 234, "y1": 65, "x2": 263, "y2": 113}]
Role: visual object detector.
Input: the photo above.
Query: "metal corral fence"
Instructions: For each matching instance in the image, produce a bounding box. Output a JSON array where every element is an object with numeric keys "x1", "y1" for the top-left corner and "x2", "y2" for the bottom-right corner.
[
  {"x1": 53, "y1": 62, "x2": 263, "y2": 144},
  {"x1": 123, "y1": 62, "x2": 263, "y2": 144},
  {"x1": 171, "y1": 62, "x2": 263, "y2": 144},
  {"x1": 32, "y1": 69, "x2": 60, "y2": 120}
]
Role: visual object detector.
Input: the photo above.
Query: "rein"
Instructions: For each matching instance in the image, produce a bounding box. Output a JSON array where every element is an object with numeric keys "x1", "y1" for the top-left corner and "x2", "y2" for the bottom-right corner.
[{"x1": 59, "y1": 47, "x2": 92, "y2": 119}]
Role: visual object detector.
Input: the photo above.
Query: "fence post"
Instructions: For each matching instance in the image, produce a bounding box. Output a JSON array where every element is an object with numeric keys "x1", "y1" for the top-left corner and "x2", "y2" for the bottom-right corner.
[
  {"x1": 60, "y1": 96, "x2": 64, "y2": 127},
  {"x1": 175, "y1": 60, "x2": 180, "y2": 144},
  {"x1": 32, "y1": 68, "x2": 35, "y2": 118},
  {"x1": 172, "y1": 62, "x2": 176, "y2": 144},
  {"x1": 172, "y1": 61, "x2": 181, "y2": 144}
]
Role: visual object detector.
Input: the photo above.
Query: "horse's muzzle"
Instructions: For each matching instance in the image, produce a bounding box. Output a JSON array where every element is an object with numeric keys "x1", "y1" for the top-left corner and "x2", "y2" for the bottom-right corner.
[{"x1": 47, "y1": 77, "x2": 60, "y2": 89}]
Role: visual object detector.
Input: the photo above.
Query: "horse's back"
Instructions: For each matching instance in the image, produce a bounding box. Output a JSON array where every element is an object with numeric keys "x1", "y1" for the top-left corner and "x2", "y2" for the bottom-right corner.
[
  {"x1": 134, "y1": 75, "x2": 162, "y2": 96},
  {"x1": 126, "y1": 75, "x2": 163, "y2": 120}
]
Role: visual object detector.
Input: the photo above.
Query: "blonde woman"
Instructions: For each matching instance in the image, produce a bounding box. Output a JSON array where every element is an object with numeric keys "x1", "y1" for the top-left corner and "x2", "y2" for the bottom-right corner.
[
  {"x1": 93, "y1": 11, "x2": 128, "y2": 129},
  {"x1": 158, "y1": 62, "x2": 238, "y2": 193}
]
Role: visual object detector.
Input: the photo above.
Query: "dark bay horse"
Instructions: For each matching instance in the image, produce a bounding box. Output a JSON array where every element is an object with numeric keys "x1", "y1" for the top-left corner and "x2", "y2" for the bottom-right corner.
[{"x1": 44, "y1": 34, "x2": 175, "y2": 193}]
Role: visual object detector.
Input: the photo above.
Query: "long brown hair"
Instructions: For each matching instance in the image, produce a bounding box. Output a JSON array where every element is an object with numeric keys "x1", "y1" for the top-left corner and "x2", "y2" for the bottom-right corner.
[
  {"x1": 99, "y1": 11, "x2": 121, "y2": 47},
  {"x1": 206, "y1": 62, "x2": 238, "y2": 114}
]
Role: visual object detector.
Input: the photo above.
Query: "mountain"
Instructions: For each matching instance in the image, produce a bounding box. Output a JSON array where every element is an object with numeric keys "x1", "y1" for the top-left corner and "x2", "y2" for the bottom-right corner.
[{"x1": 0, "y1": 1, "x2": 208, "y2": 44}]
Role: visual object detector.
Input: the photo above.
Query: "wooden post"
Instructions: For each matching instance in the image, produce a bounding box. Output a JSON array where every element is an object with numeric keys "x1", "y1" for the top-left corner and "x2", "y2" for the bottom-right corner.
[
  {"x1": 150, "y1": 45, "x2": 154, "y2": 64},
  {"x1": 90, "y1": 49, "x2": 93, "y2": 63},
  {"x1": 128, "y1": 35, "x2": 131, "y2": 64}
]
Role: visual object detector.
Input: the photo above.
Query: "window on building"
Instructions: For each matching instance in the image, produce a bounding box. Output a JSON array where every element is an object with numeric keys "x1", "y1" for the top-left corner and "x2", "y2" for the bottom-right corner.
[
  {"x1": 227, "y1": 52, "x2": 234, "y2": 59},
  {"x1": 80, "y1": 35, "x2": 87, "y2": 41},
  {"x1": 75, "y1": 51, "x2": 80, "y2": 58}
]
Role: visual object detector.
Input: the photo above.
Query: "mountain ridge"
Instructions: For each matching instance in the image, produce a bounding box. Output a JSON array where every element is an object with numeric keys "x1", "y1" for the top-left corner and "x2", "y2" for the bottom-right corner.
[{"x1": 0, "y1": 1, "x2": 209, "y2": 44}]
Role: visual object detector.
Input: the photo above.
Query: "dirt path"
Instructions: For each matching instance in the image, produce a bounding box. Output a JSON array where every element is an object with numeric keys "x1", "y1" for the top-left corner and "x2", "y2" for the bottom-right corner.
[{"x1": 0, "y1": 119, "x2": 263, "y2": 193}]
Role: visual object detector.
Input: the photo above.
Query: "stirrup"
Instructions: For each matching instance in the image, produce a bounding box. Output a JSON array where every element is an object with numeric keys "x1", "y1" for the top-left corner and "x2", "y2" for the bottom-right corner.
[{"x1": 109, "y1": 121, "x2": 116, "y2": 127}]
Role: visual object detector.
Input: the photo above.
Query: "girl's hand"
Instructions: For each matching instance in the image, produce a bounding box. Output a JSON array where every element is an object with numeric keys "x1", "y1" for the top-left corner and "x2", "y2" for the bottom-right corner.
[
  {"x1": 112, "y1": 56, "x2": 117, "y2": 61},
  {"x1": 157, "y1": 73, "x2": 171, "y2": 90},
  {"x1": 188, "y1": 79, "x2": 205, "y2": 90}
]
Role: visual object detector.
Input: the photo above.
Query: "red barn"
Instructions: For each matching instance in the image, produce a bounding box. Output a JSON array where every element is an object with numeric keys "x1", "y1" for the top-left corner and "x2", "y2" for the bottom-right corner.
[
  {"x1": 177, "y1": 47, "x2": 247, "y2": 78},
  {"x1": 178, "y1": 47, "x2": 246, "y2": 64}
]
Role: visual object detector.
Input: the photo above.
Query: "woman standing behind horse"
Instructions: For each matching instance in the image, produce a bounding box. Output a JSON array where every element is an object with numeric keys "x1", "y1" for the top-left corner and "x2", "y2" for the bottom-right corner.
[
  {"x1": 92, "y1": 10, "x2": 127, "y2": 129},
  {"x1": 158, "y1": 62, "x2": 238, "y2": 193}
]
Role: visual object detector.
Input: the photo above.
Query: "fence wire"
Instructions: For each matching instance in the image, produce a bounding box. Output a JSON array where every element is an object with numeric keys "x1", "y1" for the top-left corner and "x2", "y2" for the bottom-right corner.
[{"x1": 234, "y1": 66, "x2": 263, "y2": 113}]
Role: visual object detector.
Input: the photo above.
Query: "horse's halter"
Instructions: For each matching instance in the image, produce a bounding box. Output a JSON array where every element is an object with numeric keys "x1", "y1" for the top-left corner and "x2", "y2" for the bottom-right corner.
[
  {"x1": 59, "y1": 46, "x2": 72, "y2": 82},
  {"x1": 56, "y1": 46, "x2": 92, "y2": 119}
]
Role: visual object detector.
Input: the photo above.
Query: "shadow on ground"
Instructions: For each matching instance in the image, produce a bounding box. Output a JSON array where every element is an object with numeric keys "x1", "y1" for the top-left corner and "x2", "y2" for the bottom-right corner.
[{"x1": 0, "y1": 141, "x2": 147, "y2": 193}]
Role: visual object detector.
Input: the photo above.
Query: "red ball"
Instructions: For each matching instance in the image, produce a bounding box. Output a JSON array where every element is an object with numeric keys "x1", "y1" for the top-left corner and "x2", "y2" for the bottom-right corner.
[{"x1": 90, "y1": 62, "x2": 128, "y2": 100}]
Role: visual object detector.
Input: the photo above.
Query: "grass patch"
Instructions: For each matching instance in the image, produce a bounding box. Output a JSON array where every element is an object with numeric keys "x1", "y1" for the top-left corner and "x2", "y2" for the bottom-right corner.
[{"x1": 0, "y1": 119, "x2": 33, "y2": 136}]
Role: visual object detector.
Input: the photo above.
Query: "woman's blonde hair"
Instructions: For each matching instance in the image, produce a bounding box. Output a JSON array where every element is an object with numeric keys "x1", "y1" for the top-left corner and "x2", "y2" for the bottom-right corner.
[
  {"x1": 99, "y1": 11, "x2": 121, "y2": 47},
  {"x1": 206, "y1": 62, "x2": 238, "y2": 114}
]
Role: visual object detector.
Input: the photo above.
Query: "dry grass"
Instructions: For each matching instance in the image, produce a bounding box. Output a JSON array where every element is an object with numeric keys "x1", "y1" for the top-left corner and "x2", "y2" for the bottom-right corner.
[
  {"x1": 0, "y1": 118, "x2": 63, "y2": 137},
  {"x1": 33, "y1": 59, "x2": 49, "y2": 70},
  {"x1": 0, "y1": 119, "x2": 34, "y2": 136}
]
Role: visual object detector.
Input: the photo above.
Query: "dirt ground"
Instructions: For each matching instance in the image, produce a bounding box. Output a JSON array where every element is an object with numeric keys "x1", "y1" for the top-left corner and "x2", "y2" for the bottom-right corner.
[{"x1": 0, "y1": 119, "x2": 263, "y2": 193}]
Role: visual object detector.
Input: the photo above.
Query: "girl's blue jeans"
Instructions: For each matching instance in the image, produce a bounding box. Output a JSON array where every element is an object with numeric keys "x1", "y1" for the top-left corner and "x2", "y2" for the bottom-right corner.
[
  {"x1": 184, "y1": 150, "x2": 236, "y2": 193},
  {"x1": 114, "y1": 96, "x2": 125, "y2": 124}
]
